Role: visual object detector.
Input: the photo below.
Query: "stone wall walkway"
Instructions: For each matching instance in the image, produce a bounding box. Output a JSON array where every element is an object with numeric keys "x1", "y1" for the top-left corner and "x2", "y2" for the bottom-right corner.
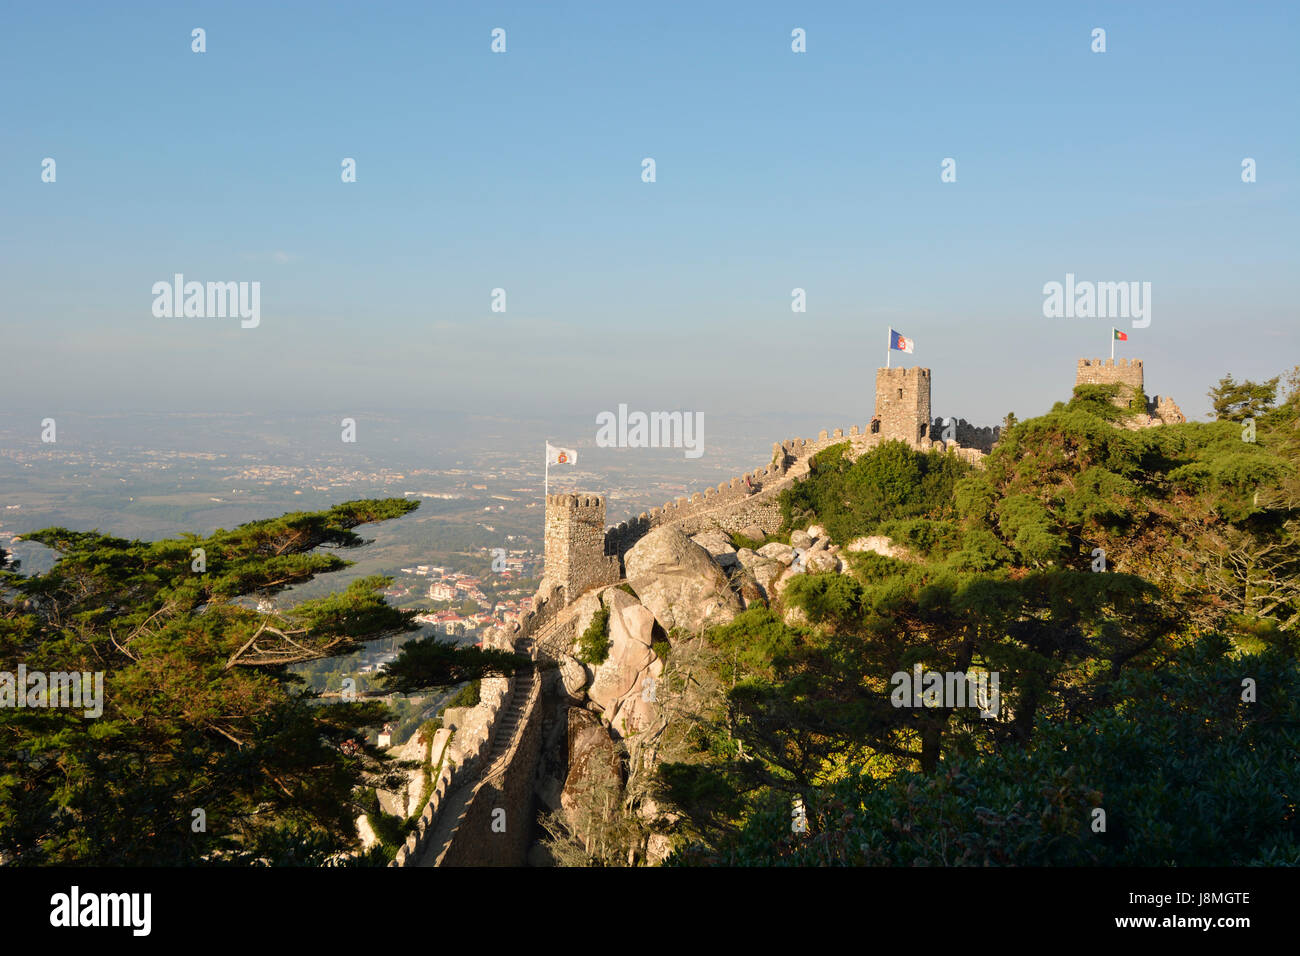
[{"x1": 414, "y1": 636, "x2": 539, "y2": 866}]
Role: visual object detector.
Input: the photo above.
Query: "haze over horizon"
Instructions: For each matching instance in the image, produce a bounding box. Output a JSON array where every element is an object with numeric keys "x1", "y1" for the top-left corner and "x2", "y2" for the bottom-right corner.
[{"x1": 4, "y1": 1, "x2": 1297, "y2": 433}]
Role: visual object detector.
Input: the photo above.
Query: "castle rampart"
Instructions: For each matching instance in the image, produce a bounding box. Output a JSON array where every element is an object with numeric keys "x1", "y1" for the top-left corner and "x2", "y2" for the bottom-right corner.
[
  {"x1": 1150, "y1": 394, "x2": 1185, "y2": 423},
  {"x1": 931, "y1": 417, "x2": 1001, "y2": 454},
  {"x1": 1075, "y1": 357, "x2": 1185, "y2": 424},
  {"x1": 1076, "y1": 357, "x2": 1144, "y2": 404},
  {"x1": 408, "y1": 355, "x2": 1178, "y2": 867}
]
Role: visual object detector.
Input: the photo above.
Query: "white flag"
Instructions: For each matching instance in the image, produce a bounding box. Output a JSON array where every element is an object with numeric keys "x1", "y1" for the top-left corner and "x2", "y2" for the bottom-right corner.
[{"x1": 546, "y1": 442, "x2": 577, "y2": 466}]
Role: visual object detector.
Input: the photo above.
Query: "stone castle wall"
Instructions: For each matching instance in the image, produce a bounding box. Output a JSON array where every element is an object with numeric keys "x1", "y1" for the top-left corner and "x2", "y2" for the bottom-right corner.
[
  {"x1": 603, "y1": 422, "x2": 890, "y2": 560},
  {"x1": 1149, "y1": 394, "x2": 1186, "y2": 424},
  {"x1": 1076, "y1": 357, "x2": 1144, "y2": 403},
  {"x1": 389, "y1": 671, "x2": 515, "y2": 867},
  {"x1": 1075, "y1": 358, "x2": 1186, "y2": 424},
  {"x1": 416, "y1": 356, "x2": 1177, "y2": 866},
  {"x1": 931, "y1": 417, "x2": 1001, "y2": 454}
]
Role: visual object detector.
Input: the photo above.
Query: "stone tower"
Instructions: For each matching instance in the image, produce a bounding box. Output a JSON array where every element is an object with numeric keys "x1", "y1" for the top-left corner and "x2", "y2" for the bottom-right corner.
[
  {"x1": 874, "y1": 367, "x2": 932, "y2": 445},
  {"x1": 543, "y1": 493, "x2": 620, "y2": 599},
  {"x1": 1076, "y1": 357, "x2": 1143, "y2": 406}
]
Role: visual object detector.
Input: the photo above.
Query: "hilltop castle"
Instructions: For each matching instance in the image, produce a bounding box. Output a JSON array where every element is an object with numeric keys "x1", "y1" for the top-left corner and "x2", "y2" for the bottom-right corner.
[
  {"x1": 1075, "y1": 358, "x2": 1185, "y2": 424},
  {"x1": 396, "y1": 356, "x2": 1184, "y2": 867},
  {"x1": 540, "y1": 359, "x2": 1183, "y2": 601},
  {"x1": 541, "y1": 365, "x2": 985, "y2": 601}
]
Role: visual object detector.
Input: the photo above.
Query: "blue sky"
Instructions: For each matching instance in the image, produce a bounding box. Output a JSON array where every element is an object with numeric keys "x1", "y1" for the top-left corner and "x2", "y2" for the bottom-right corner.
[{"x1": 2, "y1": 0, "x2": 1297, "y2": 432}]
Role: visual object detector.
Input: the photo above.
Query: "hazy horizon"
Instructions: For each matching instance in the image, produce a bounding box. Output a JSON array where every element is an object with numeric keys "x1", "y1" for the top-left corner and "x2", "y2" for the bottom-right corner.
[{"x1": 4, "y1": 1, "x2": 1297, "y2": 436}]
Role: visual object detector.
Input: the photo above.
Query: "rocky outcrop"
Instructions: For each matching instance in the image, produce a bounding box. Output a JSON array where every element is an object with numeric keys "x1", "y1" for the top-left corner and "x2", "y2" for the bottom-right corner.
[
  {"x1": 557, "y1": 654, "x2": 588, "y2": 700},
  {"x1": 846, "y1": 535, "x2": 911, "y2": 560},
  {"x1": 589, "y1": 589, "x2": 663, "y2": 738},
  {"x1": 805, "y1": 550, "x2": 839, "y2": 573},
  {"x1": 757, "y1": 542, "x2": 796, "y2": 566},
  {"x1": 569, "y1": 589, "x2": 606, "y2": 647},
  {"x1": 691, "y1": 530, "x2": 740, "y2": 569},
  {"x1": 624, "y1": 526, "x2": 742, "y2": 635},
  {"x1": 738, "y1": 548, "x2": 786, "y2": 596},
  {"x1": 728, "y1": 564, "x2": 767, "y2": 608},
  {"x1": 561, "y1": 707, "x2": 623, "y2": 829}
]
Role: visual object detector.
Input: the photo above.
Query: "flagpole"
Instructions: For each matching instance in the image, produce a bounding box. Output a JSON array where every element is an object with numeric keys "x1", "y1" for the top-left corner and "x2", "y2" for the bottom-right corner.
[
  {"x1": 886, "y1": 327, "x2": 891, "y2": 368},
  {"x1": 1111, "y1": 328, "x2": 1115, "y2": 361}
]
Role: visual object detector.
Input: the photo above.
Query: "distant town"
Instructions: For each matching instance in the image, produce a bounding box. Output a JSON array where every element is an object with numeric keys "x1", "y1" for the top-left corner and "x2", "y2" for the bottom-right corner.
[{"x1": 394, "y1": 551, "x2": 542, "y2": 639}]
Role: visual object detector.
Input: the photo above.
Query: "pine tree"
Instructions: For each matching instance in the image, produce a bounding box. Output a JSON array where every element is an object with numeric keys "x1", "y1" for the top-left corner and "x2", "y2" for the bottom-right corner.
[{"x1": 0, "y1": 498, "x2": 523, "y2": 865}]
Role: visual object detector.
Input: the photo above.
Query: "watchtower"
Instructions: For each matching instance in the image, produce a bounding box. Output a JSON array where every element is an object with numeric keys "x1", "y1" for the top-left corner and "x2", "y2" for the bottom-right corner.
[
  {"x1": 874, "y1": 367, "x2": 932, "y2": 445},
  {"x1": 543, "y1": 493, "x2": 620, "y2": 600},
  {"x1": 1076, "y1": 358, "x2": 1144, "y2": 407}
]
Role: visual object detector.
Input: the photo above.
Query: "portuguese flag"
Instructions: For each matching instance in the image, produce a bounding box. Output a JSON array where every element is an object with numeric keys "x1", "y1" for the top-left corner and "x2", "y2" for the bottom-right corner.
[{"x1": 1113, "y1": 328, "x2": 1128, "y2": 341}]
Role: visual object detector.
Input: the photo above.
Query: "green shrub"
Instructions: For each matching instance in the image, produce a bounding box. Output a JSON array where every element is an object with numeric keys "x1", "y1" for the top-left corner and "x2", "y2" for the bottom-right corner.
[
  {"x1": 729, "y1": 531, "x2": 766, "y2": 552},
  {"x1": 578, "y1": 605, "x2": 612, "y2": 665},
  {"x1": 780, "y1": 440, "x2": 969, "y2": 544},
  {"x1": 652, "y1": 639, "x2": 671, "y2": 662},
  {"x1": 441, "y1": 679, "x2": 480, "y2": 712},
  {"x1": 1128, "y1": 385, "x2": 1149, "y2": 415},
  {"x1": 416, "y1": 718, "x2": 441, "y2": 745}
]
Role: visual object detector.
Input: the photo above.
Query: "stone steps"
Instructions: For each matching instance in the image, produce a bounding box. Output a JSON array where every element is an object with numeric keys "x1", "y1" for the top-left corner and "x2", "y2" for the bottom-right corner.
[{"x1": 414, "y1": 630, "x2": 544, "y2": 865}]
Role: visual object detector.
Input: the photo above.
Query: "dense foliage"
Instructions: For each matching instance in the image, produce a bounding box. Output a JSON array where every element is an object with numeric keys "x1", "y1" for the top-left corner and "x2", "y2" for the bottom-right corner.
[
  {"x1": 0, "y1": 499, "x2": 522, "y2": 865},
  {"x1": 657, "y1": 369, "x2": 1300, "y2": 865},
  {"x1": 677, "y1": 639, "x2": 1300, "y2": 866}
]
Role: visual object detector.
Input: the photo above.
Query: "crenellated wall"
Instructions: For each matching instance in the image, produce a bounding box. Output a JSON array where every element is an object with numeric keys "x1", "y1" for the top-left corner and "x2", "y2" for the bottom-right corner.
[
  {"x1": 931, "y1": 417, "x2": 1002, "y2": 454},
  {"x1": 436, "y1": 671, "x2": 544, "y2": 866},
  {"x1": 1076, "y1": 357, "x2": 1144, "y2": 405},
  {"x1": 389, "y1": 671, "x2": 515, "y2": 867},
  {"x1": 399, "y1": 356, "x2": 1181, "y2": 867},
  {"x1": 1149, "y1": 394, "x2": 1186, "y2": 424},
  {"x1": 603, "y1": 423, "x2": 885, "y2": 560}
]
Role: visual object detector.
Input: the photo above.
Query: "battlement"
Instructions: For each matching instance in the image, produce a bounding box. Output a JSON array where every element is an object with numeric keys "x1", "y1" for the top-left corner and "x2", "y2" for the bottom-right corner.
[
  {"x1": 545, "y1": 493, "x2": 605, "y2": 511},
  {"x1": 1076, "y1": 356, "x2": 1145, "y2": 406},
  {"x1": 932, "y1": 417, "x2": 1001, "y2": 454},
  {"x1": 876, "y1": 366, "x2": 932, "y2": 381},
  {"x1": 1148, "y1": 394, "x2": 1186, "y2": 424},
  {"x1": 1078, "y1": 357, "x2": 1143, "y2": 370}
]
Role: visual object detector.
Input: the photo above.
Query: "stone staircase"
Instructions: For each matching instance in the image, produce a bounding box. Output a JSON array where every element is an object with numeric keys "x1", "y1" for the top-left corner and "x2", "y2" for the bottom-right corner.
[
  {"x1": 485, "y1": 638, "x2": 534, "y2": 766},
  {"x1": 413, "y1": 633, "x2": 540, "y2": 866}
]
